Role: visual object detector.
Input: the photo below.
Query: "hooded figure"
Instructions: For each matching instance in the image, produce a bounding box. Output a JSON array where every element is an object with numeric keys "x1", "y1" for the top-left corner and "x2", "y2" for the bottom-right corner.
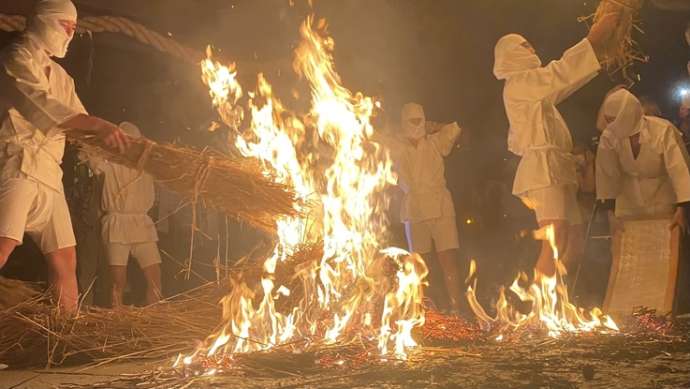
[
  {"x1": 86, "y1": 122, "x2": 162, "y2": 307},
  {"x1": 26, "y1": 0, "x2": 78, "y2": 58},
  {"x1": 389, "y1": 103, "x2": 462, "y2": 229},
  {"x1": 493, "y1": 34, "x2": 542, "y2": 80},
  {"x1": 494, "y1": 33, "x2": 601, "y2": 222},
  {"x1": 494, "y1": 33, "x2": 602, "y2": 278},
  {"x1": 0, "y1": 0, "x2": 85, "y2": 312},
  {"x1": 375, "y1": 103, "x2": 465, "y2": 313},
  {"x1": 596, "y1": 89, "x2": 690, "y2": 218}
]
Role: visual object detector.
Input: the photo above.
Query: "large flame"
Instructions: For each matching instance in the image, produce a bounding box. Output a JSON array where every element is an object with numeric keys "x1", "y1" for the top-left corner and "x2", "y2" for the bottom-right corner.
[
  {"x1": 466, "y1": 224, "x2": 618, "y2": 338},
  {"x1": 190, "y1": 16, "x2": 427, "y2": 364}
]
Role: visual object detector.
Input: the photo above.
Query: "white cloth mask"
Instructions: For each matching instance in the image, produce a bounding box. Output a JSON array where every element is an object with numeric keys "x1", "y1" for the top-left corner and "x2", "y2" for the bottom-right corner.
[
  {"x1": 26, "y1": 0, "x2": 77, "y2": 58},
  {"x1": 401, "y1": 103, "x2": 426, "y2": 140}
]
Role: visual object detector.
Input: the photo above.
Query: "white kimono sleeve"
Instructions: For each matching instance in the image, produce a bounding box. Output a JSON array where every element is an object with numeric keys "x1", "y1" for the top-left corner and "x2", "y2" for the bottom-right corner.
[
  {"x1": 0, "y1": 44, "x2": 83, "y2": 133},
  {"x1": 514, "y1": 39, "x2": 601, "y2": 104},
  {"x1": 595, "y1": 142, "x2": 623, "y2": 200},
  {"x1": 662, "y1": 125, "x2": 690, "y2": 203},
  {"x1": 429, "y1": 122, "x2": 461, "y2": 157}
]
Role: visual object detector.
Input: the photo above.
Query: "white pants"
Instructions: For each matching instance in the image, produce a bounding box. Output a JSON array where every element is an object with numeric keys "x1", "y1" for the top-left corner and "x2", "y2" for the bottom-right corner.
[
  {"x1": 104, "y1": 241, "x2": 161, "y2": 268},
  {"x1": 404, "y1": 216, "x2": 460, "y2": 255},
  {"x1": 0, "y1": 177, "x2": 76, "y2": 253},
  {"x1": 519, "y1": 185, "x2": 583, "y2": 225}
]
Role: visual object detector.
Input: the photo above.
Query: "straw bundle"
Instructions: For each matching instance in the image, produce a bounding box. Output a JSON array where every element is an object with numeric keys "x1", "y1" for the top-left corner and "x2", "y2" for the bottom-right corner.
[
  {"x1": 67, "y1": 130, "x2": 298, "y2": 233},
  {"x1": 0, "y1": 246, "x2": 324, "y2": 368},
  {"x1": 0, "y1": 282, "x2": 226, "y2": 368},
  {"x1": 585, "y1": 0, "x2": 646, "y2": 83}
]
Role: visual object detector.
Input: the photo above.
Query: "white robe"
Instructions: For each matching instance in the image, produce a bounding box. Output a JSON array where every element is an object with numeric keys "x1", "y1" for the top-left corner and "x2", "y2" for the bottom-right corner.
[
  {"x1": 384, "y1": 123, "x2": 461, "y2": 223},
  {"x1": 89, "y1": 158, "x2": 159, "y2": 244},
  {"x1": 501, "y1": 39, "x2": 601, "y2": 196},
  {"x1": 0, "y1": 36, "x2": 86, "y2": 192},
  {"x1": 596, "y1": 116, "x2": 690, "y2": 217}
]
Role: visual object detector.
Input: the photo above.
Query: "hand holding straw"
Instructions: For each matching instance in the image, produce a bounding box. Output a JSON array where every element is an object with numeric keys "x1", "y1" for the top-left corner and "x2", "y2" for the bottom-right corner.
[
  {"x1": 65, "y1": 128, "x2": 299, "y2": 233},
  {"x1": 583, "y1": 0, "x2": 647, "y2": 83}
]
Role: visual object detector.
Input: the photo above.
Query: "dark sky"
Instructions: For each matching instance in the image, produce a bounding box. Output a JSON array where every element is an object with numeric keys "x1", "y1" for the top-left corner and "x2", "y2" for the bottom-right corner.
[
  {"x1": 65, "y1": 1, "x2": 689, "y2": 144},
  {"x1": 0, "y1": 0, "x2": 688, "y2": 280},
  {"x1": 2, "y1": 0, "x2": 688, "y2": 169},
  {"x1": 64, "y1": 0, "x2": 690, "y2": 217}
]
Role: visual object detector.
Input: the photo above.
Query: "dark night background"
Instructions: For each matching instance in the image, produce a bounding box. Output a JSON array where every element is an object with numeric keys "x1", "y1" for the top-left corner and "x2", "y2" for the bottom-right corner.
[{"x1": 1, "y1": 0, "x2": 688, "y2": 308}]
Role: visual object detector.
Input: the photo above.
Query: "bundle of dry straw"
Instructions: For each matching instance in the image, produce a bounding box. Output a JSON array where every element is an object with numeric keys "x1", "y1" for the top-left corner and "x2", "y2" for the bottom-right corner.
[
  {"x1": 0, "y1": 245, "x2": 325, "y2": 368},
  {"x1": 0, "y1": 280, "x2": 226, "y2": 368},
  {"x1": 68, "y1": 130, "x2": 298, "y2": 233},
  {"x1": 584, "y1": 0, "x2": 646, "y2": 83}
]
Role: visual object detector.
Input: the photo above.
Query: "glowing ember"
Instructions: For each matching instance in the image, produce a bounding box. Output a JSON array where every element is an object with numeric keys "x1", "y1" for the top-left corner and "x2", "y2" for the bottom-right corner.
[{"x1": 466, "y1": 224, "x2": 619, "y2": 337}]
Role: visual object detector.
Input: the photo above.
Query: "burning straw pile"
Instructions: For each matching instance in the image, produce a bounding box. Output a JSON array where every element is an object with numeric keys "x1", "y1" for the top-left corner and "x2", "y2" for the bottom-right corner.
[
  {"x1": 0, "y1": 244, "x2": 324, "y2": 369},
  {"x1": 0, "y1": 250, "x2": 478, "y2": 370},
  {"x1": 68, "y1": 129, "x2": 298, "y2": 233},
  {"x1": 582, "y1": 0, "x2": 646, "y2": 83}
]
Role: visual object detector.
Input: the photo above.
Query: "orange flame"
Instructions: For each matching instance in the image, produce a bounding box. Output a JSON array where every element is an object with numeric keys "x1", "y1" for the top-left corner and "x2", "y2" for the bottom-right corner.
[
  {"x1": 466, "y1": 224, "x2": 618, "y2": 337},
  {"x1": 191, "y1": 16, "x2": 427, "y2": 364}
]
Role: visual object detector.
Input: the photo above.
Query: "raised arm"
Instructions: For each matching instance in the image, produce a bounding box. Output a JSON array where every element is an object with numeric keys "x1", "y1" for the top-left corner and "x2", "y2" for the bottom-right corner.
[
  {"x1": 429, "y1": 122, "x2": 462, "y2": 157},
  {"x1": 515, "y1": 39, "x2": 601, "y2": 105}
]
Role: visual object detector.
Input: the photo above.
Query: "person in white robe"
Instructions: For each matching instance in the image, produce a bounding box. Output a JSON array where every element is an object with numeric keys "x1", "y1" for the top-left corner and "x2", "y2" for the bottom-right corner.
[
  {"x1": 596, "y1": 89, "x2": 690, "y2": 234},
  {"x1": 381, "y1": 103, "x2": 465, "y2": 314},
  {"x1": 87, "y1": 122, "x2": 162, "y2": 307},
  {"x1": 0, "y1": 0, "x2": 129, "y2": 312},
  {"x1": 492, "y1": 12, "x2": 619, "y2": 278}
]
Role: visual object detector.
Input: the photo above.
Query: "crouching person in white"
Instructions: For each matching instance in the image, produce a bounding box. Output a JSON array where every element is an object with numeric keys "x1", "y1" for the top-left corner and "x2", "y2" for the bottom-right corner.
[
  {"x1": 0, "y1": 0, "x2": 129, "y2": 313},
  {"x1": 86, "y1": 122, "x2": 162, "y2": 307}
]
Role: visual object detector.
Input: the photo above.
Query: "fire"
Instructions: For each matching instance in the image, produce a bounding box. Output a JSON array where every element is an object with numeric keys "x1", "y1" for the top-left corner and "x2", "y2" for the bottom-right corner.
[
  {"x1": 467, "y1": 224, "x2": 618, "y2": 337},
  {"x1": 189, "y1": 13, "x2": 619, "y2": 372},
  {"x1": 191, "y1": 15, "x2": 427, "y2": 364}
]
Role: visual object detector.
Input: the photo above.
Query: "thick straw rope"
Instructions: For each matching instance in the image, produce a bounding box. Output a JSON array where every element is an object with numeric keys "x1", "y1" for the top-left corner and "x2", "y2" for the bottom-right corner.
[
  {"x1": 0, "y1": 14, "x2": 203, "y2": 64},
  {"x1": 605, "y1": 0, "x2": 641, "y2": 9}
]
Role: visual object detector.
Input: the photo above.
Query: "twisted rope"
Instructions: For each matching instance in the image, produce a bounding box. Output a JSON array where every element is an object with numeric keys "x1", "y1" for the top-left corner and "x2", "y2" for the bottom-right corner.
[
  {"x1": 604, "y1": 0, "x2": 644, "y2": 10},
  {"x1": 0, "y1": 14, "x2": 203, "y2": 64}
]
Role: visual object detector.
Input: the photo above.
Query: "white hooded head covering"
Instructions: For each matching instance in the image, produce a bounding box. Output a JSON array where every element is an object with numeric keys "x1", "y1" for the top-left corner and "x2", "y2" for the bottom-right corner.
[
  {"x1": 26, "y1": 0, "x2": 78, "y2": 58},
  {"x1": 493, "y1": 34, "x2": 542, "y2": 80},
  {"x1": 119, "y1": 121, "x2": 142, "y2": 138},
  {"x1": 599, "y1": 89, "x2": 644, "y2": 138},
  {"x1": 401, "y1": 103, "x2": 426, "y2": 140},
  {"x1": 597, "y1": 89, "x2": 645, "y2": 150}
]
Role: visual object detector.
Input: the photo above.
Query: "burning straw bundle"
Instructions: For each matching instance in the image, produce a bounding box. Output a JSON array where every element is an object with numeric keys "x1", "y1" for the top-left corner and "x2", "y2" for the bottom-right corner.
[
  {"x1": 67, "y1": 130, "x2": 298, "y2": 233},
  {"x1": 0, "y1": 245, "x2": 324, "y2": 368},
  {"x1": 583, "y1": 0, "x2": 646, "y2": 83}
]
